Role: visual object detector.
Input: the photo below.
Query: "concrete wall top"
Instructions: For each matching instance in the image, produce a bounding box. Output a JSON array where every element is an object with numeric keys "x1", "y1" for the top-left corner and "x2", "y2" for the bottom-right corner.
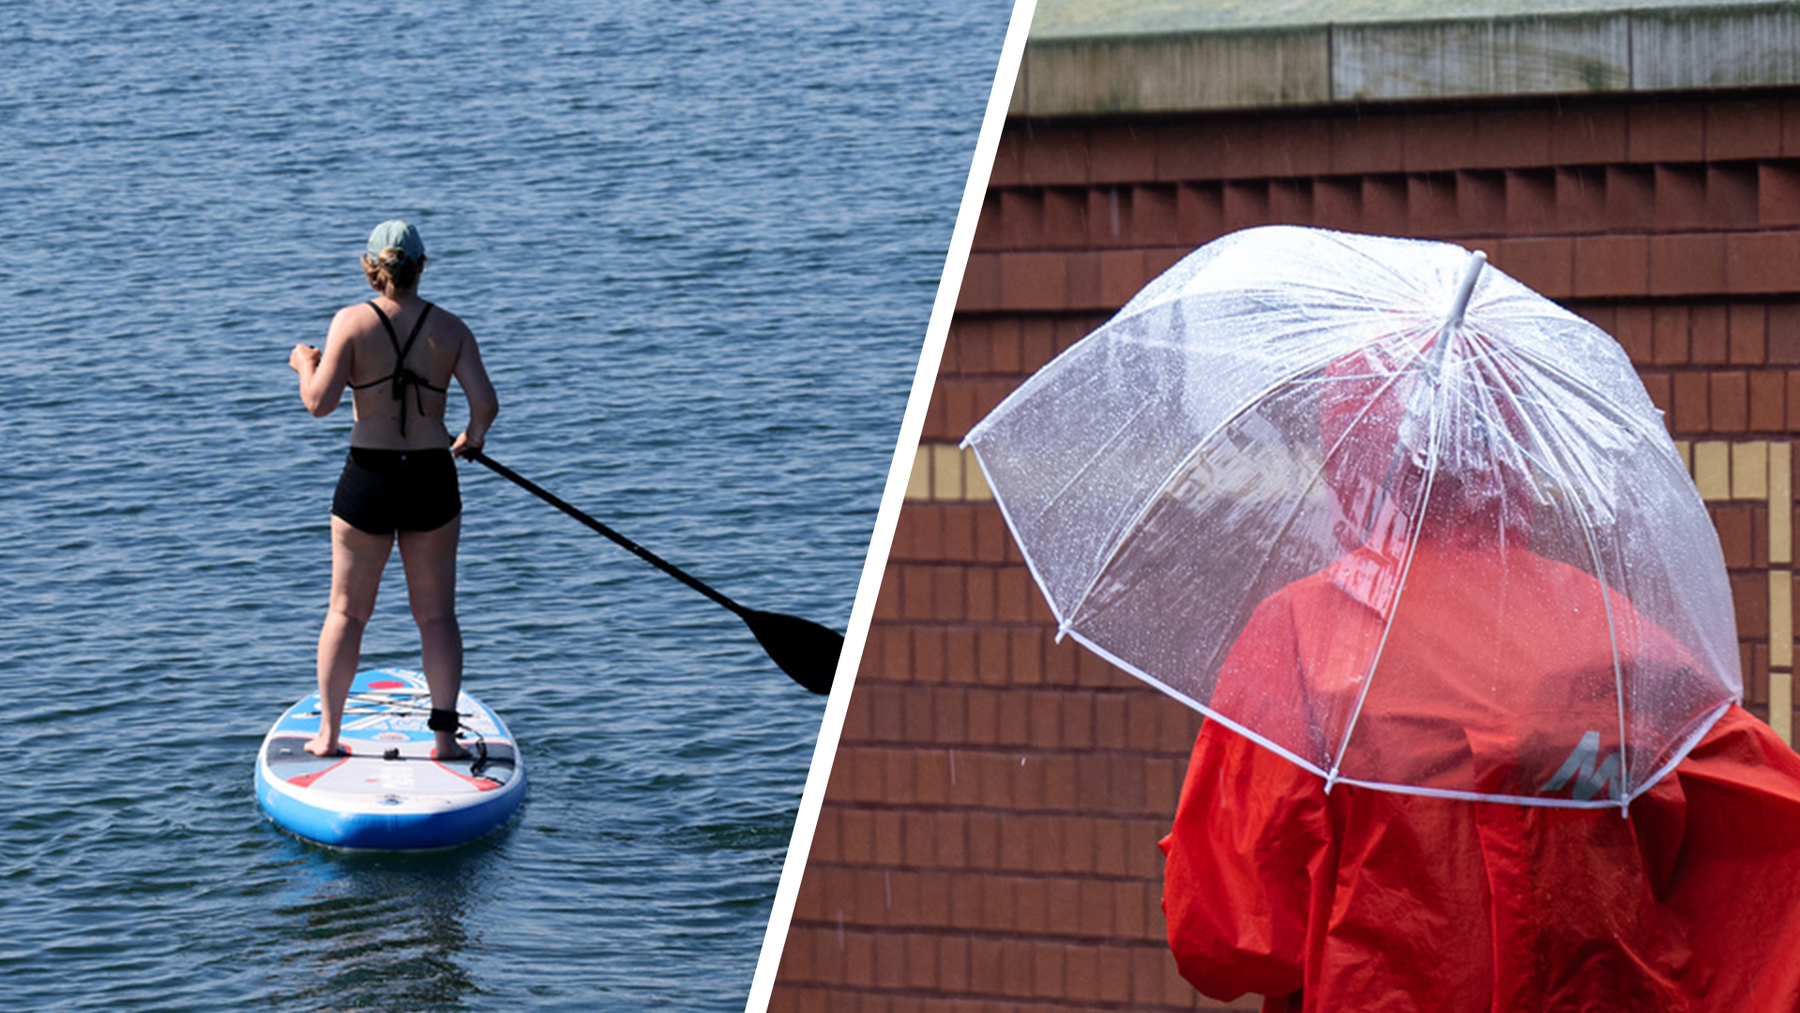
[{"x1": 1015, "y1": 0, "x2": 1800, "y2": 116}]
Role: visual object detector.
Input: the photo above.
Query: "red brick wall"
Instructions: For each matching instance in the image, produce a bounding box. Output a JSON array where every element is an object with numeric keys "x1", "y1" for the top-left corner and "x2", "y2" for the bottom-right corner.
[{"x1": 771, "y1": 90, "x2": 1800, "y2": 1012}]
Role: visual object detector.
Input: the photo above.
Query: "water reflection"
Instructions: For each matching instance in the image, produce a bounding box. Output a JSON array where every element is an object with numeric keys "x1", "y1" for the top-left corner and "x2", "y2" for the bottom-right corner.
[{"x1": 263, "y1": 831, "x2": 513, "y2": 1013}]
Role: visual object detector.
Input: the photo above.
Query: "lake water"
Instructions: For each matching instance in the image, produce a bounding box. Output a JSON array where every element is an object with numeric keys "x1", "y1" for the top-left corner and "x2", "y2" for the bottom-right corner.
[{"x1": 0, "y1": 2, "x2": 1009, "y2": 1010}]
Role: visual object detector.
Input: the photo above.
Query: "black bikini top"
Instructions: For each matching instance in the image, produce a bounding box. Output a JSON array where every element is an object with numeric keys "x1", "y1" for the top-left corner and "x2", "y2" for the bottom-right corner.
[{"x1": 350, "y1": 301, "x2": 444, "y2": 436}]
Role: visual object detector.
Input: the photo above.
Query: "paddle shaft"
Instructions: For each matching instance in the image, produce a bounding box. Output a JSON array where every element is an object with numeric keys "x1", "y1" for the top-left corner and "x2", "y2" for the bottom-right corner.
[
  {"x1": 468, "y1": 450, "x2": 748, "y2": 617},
  {"x1": 467, "y1": 450, "x2": 841, "y2": 694}
]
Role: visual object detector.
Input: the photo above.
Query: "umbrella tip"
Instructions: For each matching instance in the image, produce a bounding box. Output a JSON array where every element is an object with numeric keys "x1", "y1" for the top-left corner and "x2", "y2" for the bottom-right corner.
[{"x1": 1446, "y1": 249, "x2": 1487, "y2": 328}]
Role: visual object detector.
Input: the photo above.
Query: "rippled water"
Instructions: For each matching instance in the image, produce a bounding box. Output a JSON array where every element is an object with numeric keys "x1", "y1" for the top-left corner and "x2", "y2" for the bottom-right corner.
[{"x1": 0, "y1": 2, "x2": 1008, "y2": 1009}]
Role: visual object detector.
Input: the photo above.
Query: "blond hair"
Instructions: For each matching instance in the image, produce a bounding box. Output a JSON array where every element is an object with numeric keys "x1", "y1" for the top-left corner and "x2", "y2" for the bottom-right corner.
[{"x1": 362, "y1": 247, "x2": 425, "y2": 295}]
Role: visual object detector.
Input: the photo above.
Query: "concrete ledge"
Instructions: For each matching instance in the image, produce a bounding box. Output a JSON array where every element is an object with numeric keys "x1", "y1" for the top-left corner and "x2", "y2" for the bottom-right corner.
[
  {"x1": 1017, "y1": 2, "x2": 1800, "y2": 115},
  {"x1": 1634, "y1": 5, "x2": 1800, "y2": 90},
  {"x1": 1017, "y1": 29, "x2": 1331, "y2": 116},
  {"x1": 1335, "y1": 15, "x2": 1629, "y2": 101}
]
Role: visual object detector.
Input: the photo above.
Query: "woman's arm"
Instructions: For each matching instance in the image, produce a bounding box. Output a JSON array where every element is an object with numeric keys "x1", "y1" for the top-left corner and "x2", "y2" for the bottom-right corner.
[
  {"x1": 449, "y1": 322, "x2": 498, "y2": 457},
  {"x1": 1161, "y1": 721, "x2": 1321, "y2": 1005},
  {"x1": 290, "y1": 307, "x2": 357, "y2": 417}
]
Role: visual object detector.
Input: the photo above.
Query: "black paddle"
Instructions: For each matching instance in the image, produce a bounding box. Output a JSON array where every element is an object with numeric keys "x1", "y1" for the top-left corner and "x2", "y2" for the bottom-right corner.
[{"x1": 467, "y1": 450, "x2": 840, "y2": 695}]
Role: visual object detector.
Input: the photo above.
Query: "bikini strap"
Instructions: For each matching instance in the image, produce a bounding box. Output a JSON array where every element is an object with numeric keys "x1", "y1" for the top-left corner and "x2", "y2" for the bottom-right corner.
[
  {"x1": 350, "y1": 301, "x2": 444, "y2": 436},
  {"x1": 395, "y1": 302, "x2": 434, "y2": 365},
  {"x1": 359, "y1": 300, "x2": 438, "y2": 372},
  {"x1": 366, "y1": 299, "x2": 402, "y2": 356}
]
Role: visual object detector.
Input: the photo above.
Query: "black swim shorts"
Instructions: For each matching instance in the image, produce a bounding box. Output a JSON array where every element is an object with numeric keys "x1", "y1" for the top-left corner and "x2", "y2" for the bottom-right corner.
[{"x1": 331, "y1": 446, "x2": 462, "y2": 534}]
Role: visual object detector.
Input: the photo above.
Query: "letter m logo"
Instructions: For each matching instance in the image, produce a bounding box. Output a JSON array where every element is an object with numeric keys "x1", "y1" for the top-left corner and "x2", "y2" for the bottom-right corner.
[{"x1": 1539, "y1": 730, "x2": 1621, "y2": 801}]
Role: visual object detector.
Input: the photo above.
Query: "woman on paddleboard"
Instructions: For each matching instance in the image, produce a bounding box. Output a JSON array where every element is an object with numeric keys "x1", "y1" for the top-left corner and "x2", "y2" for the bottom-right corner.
[{"x1": 288, "y1": 220, "x2": 499, "y2": 761}]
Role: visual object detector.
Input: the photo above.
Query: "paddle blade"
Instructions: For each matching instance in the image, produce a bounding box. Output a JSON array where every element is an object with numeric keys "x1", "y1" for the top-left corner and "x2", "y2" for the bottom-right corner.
[{"x1": 742, "y1": 609, "x2": 842, "y2": 695}]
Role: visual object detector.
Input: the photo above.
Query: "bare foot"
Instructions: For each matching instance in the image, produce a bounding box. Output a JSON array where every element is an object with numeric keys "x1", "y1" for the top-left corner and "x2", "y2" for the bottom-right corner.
[
  {"x1": 303, "y1": 736, "x2": 345, "y2": 758},
  {"x1": 435, "y1": 735, "x2": 472, "y2": 762}
]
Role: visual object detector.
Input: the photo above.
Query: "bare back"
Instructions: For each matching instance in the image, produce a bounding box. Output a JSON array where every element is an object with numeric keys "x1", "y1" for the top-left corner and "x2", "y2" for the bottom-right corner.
[
  {"x1": 293, "y1": 283, "x2": 497, "y2": 458},
  {"x1": 336, "y1": 295, "x2": 474, "y2": 450}
]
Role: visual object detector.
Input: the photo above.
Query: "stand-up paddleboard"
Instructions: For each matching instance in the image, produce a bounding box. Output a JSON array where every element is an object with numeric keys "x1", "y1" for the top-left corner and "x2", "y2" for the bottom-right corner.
[{"x1": 255, "y1": 668, "x2": 526, "y2": 850}]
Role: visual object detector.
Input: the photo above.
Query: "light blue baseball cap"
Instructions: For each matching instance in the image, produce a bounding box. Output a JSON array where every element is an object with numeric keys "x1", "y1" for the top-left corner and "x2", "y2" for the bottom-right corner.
[{"x1": 366, "y1": 220, "x2": 426, "y2": 262}]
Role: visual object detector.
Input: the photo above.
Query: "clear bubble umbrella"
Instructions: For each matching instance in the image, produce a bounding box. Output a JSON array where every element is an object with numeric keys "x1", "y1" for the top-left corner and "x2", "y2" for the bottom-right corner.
[{"x1": 963, "y1": 225, "x2": 1740, "y2": 810}]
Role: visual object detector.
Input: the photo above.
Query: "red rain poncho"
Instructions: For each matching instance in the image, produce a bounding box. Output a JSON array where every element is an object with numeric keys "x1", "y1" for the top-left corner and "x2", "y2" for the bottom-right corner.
[
  {"x1": 1162, "y1": 343, "x2": 1800, "y2": 1010},
  {"x1": 1160, "y1": 541, "x2": 1800, "y2": 1012}
]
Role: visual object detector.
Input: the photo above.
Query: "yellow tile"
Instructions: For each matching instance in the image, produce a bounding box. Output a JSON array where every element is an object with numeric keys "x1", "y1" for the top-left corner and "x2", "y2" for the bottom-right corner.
[
  {"x1": 1773, "y1": 570, "x2": 1793, "y2": 670},
  {"x1": 1773, "y1": 443, "x2": 1793, "y2": 566},
  {"x1": 906, "y1": 446, "x2": 931, "y2": 500},
  {"x1": 1732, "y1": 441, "x2": 1768, "y2": 501},
  {"x1": 1692, "y1": 441, "x2": 1731, "y2": 501},
  {"x1": 1676, "y1": 440, "x2": 1692, "y2": 474},
  {"x1": 1772, "y1": 671, "x2": 1794, "y2": 747},
  {"x1": 963, "y1": 449, "x2": 993, "y2": 501},
  {"x1": 932, "y1": 444, "x2": 964, "y2": 501}
]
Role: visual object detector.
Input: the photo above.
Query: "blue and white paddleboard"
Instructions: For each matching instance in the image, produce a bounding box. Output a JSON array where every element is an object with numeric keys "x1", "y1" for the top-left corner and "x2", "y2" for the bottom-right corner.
[{"x1": 255, "y1": 668, "x2": 526, "y2": 850}]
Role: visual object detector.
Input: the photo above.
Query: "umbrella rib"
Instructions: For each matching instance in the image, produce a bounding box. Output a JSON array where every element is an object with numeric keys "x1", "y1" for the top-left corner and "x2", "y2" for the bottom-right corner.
[
  {"x1": 965, "y1": 449, "x2": 1080, "y2": 634},
  {"x1": 1324, "y1": 328, "x2": 1457, "y2": 792},
  {"x1": 1468, "y1": 330, "x2": 1637, "y2": 808},
  {"x1": 1028, "y1": 394, "x2": 1170, "y2": 632},
  {"x1": 1482, "y1": 334, "x2": 1639, "y2": 806},
  {"x1": 1573, "y1": 482, "x2": 1634, "y2": 809},
  {"x1": 1056, "y1": 429, "x2": 1225, "y2": 631},
  {"x1": 1324, "y1": 478, "x2": 1436, "y2": 793},
  {"x1": 1062, "y1": 624, "x2": 1334, "y2": 783},
  {"x1": 1055, "y1": 341, "x2": 1368, "y2": 630},
  {"x1": 1497, "y1": 326, "x2": 1676, "y2": 451}
]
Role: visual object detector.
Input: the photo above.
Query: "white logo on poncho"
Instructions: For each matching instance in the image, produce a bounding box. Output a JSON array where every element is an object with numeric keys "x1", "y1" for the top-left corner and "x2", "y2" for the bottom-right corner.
[{"x1": 1540, "y1": 730, "x2": 1621, "y2": 801}]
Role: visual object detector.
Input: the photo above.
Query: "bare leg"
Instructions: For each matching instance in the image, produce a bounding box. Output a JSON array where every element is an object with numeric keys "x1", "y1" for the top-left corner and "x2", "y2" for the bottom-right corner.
[
  {"x1": 399, "y1": 516, "x2": 465, "y2": 759},
  {"x1": 308, "y1": 517, "x2": 394, "y2": 756}
]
